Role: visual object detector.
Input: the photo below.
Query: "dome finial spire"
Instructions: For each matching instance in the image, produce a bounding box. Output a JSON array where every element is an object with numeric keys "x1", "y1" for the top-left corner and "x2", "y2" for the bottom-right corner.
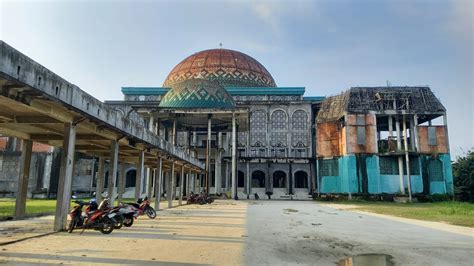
[{"x1": 219, "y1": 43, "x2": 222, "y2": 49}]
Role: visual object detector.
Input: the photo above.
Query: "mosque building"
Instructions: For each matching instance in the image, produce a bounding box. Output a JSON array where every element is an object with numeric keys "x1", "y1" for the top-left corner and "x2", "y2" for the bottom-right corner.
[{"x1": 0, "y1": 48, "x2": 453, "y2": 200}]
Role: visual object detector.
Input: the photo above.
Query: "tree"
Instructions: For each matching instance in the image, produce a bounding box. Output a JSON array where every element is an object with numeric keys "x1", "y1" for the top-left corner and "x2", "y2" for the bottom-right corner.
[{"x1": 452, "y1": 150, "x2": 474, "y2": 202}]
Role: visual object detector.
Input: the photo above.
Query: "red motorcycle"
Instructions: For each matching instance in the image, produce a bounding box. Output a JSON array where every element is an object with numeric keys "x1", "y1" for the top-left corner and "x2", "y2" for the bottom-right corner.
[
  {"x1": 126, "y1": 197, "x2": 156, "y2": 219},
  {"x1": 67, "y1": 199, "x2": 115, "y2": 234}
]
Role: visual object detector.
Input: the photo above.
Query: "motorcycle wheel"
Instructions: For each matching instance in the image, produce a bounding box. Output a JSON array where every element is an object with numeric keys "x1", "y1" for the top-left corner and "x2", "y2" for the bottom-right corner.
[
  {"x1": 198, "y1": 199, "x2": 206, "y2": 205},
  {"x1": 145, "y1": 207, "x2": 157, "y2": 219},
  {"x1": 100, "y1": 218, "x2": 114, "y2": 234},
  {"x1": 123, "y1": 217, "x2": 134, "y2": 227},
  {"x1": 67, "y1": 219, "x2": 75, "y2": 233},
  {"x1": 114, "y1": 214, "x2": 124, "y2": 229}
]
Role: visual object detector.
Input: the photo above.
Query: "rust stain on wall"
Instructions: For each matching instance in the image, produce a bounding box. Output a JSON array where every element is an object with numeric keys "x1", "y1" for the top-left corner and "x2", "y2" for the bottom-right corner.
[{"x1": 417, "y1": 126, "x2": 448, "y2": 154}]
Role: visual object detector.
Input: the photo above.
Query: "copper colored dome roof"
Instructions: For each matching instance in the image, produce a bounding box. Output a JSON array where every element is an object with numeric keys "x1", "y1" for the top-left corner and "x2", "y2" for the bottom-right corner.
[{"x1": 163, "y1": 49, "x2": 276, "y2": 88}]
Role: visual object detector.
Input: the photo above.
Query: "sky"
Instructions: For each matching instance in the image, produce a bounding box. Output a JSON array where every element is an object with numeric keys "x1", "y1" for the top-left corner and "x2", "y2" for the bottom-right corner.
[{"x1": 0, "y1": 0, "x2": 473, "y2": 157}]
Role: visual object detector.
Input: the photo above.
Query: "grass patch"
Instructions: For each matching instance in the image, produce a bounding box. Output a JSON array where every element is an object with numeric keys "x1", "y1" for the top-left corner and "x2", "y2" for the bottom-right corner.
[
  {"x1": 284, "y1": 208, "x2": 299, "y2": 213},
  {"x1": 0, "y1": 198, "x2": 56, "y2": 218},
  {"x1": 321, "y1": 200, "x2": 474, "y2": 227},
  {"x1": 0, "y1": 198, "x2": 139, "y2": 219}
]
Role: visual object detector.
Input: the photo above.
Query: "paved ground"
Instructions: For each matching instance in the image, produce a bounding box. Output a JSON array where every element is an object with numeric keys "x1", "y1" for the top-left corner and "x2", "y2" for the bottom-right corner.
[
  {"x1": 245, "y1": 201, "x2": 473, "y2": 266},
  {"x1": 0, "y1": 200, "x2": 473, "y2": 265}
]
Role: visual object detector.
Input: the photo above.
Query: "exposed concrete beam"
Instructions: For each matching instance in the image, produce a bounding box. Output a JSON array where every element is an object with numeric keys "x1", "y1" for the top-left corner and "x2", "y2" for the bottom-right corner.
[
  {"x1": 0, "y1": 126, "x2": 30, "y2": 139},
  {"x1": 29, "y1": 99, "x2": 75, "y2": 123}
]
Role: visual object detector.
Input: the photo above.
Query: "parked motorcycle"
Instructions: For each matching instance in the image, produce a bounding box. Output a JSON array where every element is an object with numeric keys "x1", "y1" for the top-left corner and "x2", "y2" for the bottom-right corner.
[
  {"x1": 67, "y1": 199, "x2": 116, "y2": 234},
  {"x1": 116, "y1": 203, "x2": 137, "y2": 227},
  {"x1": 187, "y1": 192, "x2": 214, "y2": 205},
  {"x1": 125, "y1": 196, "x2": 156, "y2": 219}
]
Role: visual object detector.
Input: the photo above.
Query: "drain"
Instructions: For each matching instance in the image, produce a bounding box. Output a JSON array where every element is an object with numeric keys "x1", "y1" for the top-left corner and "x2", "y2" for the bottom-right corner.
[{"x1": 338, "y1": 254, "x2": 394, "y2": 266}]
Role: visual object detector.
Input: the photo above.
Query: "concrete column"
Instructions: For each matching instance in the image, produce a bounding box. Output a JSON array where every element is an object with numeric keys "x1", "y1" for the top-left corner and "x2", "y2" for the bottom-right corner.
[
  {"x1": 403, "y1": 116, "x2": 413, "y2": 202},
  {"x1": 231, "y1": 113, "x2": 237, "y2": 199},
  {"x1": 155, "y1": 157, "x2": 163, "y2": 210},
  {"x1": 395, "y1": 117, "x2": 405, "y2": 194},
  {"x1": 14, "y1": 139, "x2": 33, "y2": 219},
  {"x1": 53, "y1": 123, "x2": 76, "y2": 231},
  {"x1": 215, "y1": 133, "x2": 222, "y2": 194},
  {"x1": 135, "y1": 150, "x2": 145, "y2": 200},
  {"x1": 225, "y1": 161, "x2": 230, "y2": 191},
  {"x1": 168, "y1": 162, "x2": 175, "y2": 208},
  {"x1": 186, "y1": 169, "x2": 191, "y2": 197},
  {"x1": 146, "y1": 167, "x2": 153, "y2": 199},
  {"x1": 107, "y1": 140, "x2": 119, "y2": 207},
  {"x1": 172, "y1": 118, "x2": 177, "y2": 145},
  {"x1": 96, "y1": 157, "x2": 105, "y2": 201},
  {"x1": 117, "y1": 162, "x2": 126, "y2": 203},
  {"x1": 246, "y1": 161, "x2": 250, "y2": 199},
  {"x1": 179, "y1": 166, "x2": 184, "y2": 205},
  {"x1": 206, "y1": 114, "x2": 212, "y2": 194},
  {"x1": 413, "y1": 115, "x2": 419, "y2": 151},
  {"x1": 409, "y1": 115, "x2": 416, "y2": 151},
  {"x1": 443, "y1": 114, "x2": 450, "y2": 152}
]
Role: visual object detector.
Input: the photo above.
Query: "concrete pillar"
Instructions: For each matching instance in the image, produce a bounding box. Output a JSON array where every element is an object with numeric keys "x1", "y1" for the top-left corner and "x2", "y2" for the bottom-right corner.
[
  {"x1": 403, "y1": 116, "x2": 413, "y2": 202},
  {"x1": 14, "y1": 139, "x2": 33, "y2": 219},
  {"x1": 395, "y1": 117, "x2": 405, "y2": 194},
  {"x1": 206, "y1": 114, "x2": 212, "y2": 194},
  {"x1": 135, "y1": 150, "x2": 145, "y2": 200},
  {"x1": 246, "y1": 161, "x2": 250, "y2": 199},
  {"x1": 231, "y1": 112, "x2": 237, "y2": 199},
  {"x1": 172, "y1": 118, "x2": 177, "y2": 145},
  {"x1": 117, "y1": 162, "x2": 126, "y2": 203},
  {"x1": 225, "y1": 161, "x2": 230, "y2": 191},
  {"x1": 443, "y1": 114, "x2": 450, "y2": 152},
  {"x1": 413, "y1": 115, "x2": 419, "y2": 151},
  {"x1": 53, "y1": 123, "x2": 76, "y2": 231},
  {"x1": 107, "y1": 140, "x2": 119, "y2": 207},
  {"x1": 168, "y1": 162, "x2": 175, "y2": 208},
  {"x1": 179, "y1": 166, "x2": 184, "y2": 205},
  {"x1": 409, "y1": 115, "x2": 416, "y2": 151},
  {"x1": 215, "y1": 155, "x2": 221, "y2": 194},
  {"x1": 96, "y1": 157, "x2": 105, "y2": 201},
  {"x1": 186, "y1": 169, "x2": 191, "y2": 197},
  {"x1": 155, "y1": 157, "x2": 163, "y2": 210},
  {"x1": 146, "y1": 167, "x2": 153, "y2": 199}
]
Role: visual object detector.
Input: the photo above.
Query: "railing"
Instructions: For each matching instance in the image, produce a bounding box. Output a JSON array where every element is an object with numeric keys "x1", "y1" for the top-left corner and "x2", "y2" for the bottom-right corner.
[{"x1": 224, "y1": 147, "x2": 311, "y2": 159}]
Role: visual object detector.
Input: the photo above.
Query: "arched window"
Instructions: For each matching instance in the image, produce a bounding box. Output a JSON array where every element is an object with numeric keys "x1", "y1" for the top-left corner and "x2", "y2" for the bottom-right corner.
[
  {"x1": 294, "y1": 171, "x2": 308, "y2": 188},
  {"x1": 271, "y1": 110, "x2": 287, "y2": 147},
  {"x1": 273, "y1": 171, "x2": 286, "y2": 188},
  {"x1": 252, "y1": 170, "x2": 265, "y2": 188},
  {"x1": 238, "y1": 171, "x2": 245, "y2": 188},
  {"x1": 125, "y1": 170, "x2": 136, "y2": 187},
  {"x1": 291, "y1": 110, "x2": 309, "y2": 147},
  {"x1": 250, "y1": 110, "x2": 267, "y2": 147}
]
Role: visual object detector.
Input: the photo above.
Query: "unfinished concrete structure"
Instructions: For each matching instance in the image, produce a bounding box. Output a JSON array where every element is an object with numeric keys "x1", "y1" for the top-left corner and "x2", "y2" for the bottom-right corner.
[
  {"x1": 0, "y1": 41, "x2": 205, "y2": 231},
  {"x1": 316, "y1": 87, "x2": 453, "y2": 197}
]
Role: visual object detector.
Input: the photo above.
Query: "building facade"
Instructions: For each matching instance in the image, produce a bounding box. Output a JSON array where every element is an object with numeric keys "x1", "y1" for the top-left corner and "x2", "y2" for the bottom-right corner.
[{"x1": 0, "y1": 48, "x2": 454, "y2": 199}]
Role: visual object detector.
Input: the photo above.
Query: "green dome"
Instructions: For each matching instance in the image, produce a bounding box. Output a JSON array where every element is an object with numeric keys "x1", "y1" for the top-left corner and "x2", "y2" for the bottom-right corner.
[{"x1": 159, "y1": 79, "x2": 235, "y2": 109}]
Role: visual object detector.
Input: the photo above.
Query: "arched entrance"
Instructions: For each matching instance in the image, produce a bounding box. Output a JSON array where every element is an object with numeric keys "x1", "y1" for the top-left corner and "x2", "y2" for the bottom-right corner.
[
  {"x1": 238, "y1": 171, "x2": 245, "y2": 188},
  {"x1": 294, "y1": 171, "x2": 308, "y2": 188},
  {"x1": 252, "y1": 170, "x2": 265, "y2": 188},
  {"x1": 125, "y1": 170, "x2": 136, "y2": 188},
  {"x1": 273, "y1": 171, "x2": 286, "y2": 188}
]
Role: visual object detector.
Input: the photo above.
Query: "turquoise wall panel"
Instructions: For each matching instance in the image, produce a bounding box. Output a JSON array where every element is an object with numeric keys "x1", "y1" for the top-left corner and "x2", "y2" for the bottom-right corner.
[
  {"x1": 380, "y1": 175, "x2": 400, "y2": 193},
  {"x1": 408, "y1": 175, "x2": 423, "y2": 193},
  {"x1": 430, "y1": 181, "x2": 446, "y2": 194},
  {"x1": 366, "y1": 155, "x2": 380, "y2": 194},
  {"x1": 439, "y1": 153, "x2": 454, "y2": 195},
  {"x1": 320, "y1": 176, "x2": 338, "y2": 193}
]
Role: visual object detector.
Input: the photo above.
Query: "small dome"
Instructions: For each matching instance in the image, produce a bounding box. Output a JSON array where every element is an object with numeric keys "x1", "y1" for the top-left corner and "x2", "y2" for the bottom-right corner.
[
  {"x1": 163, "y1": 49, "x2": 276, "y2": 88},
  {"x1": 159, "y1": 79, "x2": 235, "y2": 109}
]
